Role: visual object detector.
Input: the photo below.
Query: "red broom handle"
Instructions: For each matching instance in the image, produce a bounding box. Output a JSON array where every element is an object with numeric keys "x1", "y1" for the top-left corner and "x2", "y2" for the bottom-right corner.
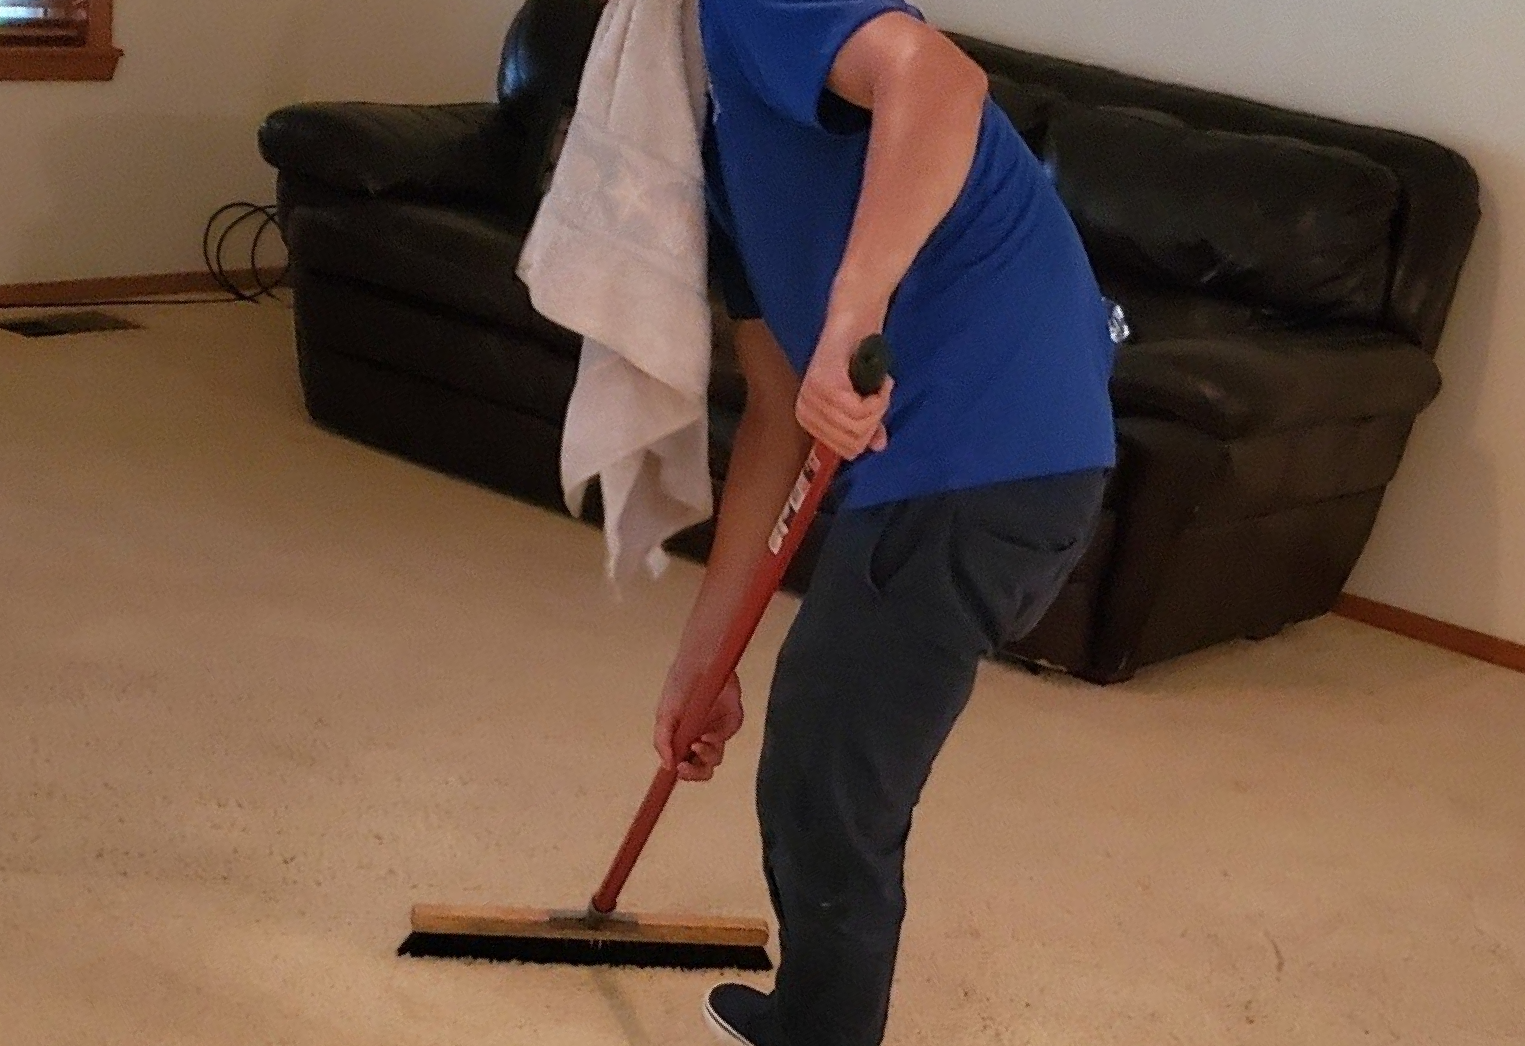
[{"x1": 590, "y1": 335, "x2": 889, "y2": 916}]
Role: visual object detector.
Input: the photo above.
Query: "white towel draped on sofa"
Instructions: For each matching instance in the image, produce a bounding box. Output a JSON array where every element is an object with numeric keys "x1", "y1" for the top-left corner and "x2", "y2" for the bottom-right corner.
[{"x1": 517, "y1": 0, "x2": 713, "y2": 581}]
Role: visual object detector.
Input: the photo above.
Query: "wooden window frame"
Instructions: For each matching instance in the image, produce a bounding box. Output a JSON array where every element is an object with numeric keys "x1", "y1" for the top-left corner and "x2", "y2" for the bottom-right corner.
[{"x1": 0, "y1": 0, "x2": 122, "y2": 82}]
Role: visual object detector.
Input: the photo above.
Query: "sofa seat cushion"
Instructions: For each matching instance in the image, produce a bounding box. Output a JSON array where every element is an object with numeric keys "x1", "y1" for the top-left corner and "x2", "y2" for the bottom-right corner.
[
  {"x1": 1046, "y1": 103, "x2": 1402, "y2": 323},
  {"x1": 1110, "y1": 331, "x2": 1441, "y2": 440},
  {"x1": 1102, "y1": 280, "x2": 1309, "y2": 342},
  {"x1": 285, "y1": 198, "x2": 579, "y2": 351}
]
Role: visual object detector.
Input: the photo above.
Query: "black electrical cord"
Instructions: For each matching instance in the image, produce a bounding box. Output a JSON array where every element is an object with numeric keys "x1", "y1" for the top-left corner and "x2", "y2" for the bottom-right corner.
[
  {"x1": 0, "y1": 202, "x2": 288, "y2": 310},
  {"x1": 202, "y1": 201, "x2": 287, "y2": 303}
]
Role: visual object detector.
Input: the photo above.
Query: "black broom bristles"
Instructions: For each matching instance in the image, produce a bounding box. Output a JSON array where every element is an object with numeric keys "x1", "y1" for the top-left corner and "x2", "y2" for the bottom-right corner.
[{"x1": 397, "y1": 931, "x2": 774, "y2": 971}]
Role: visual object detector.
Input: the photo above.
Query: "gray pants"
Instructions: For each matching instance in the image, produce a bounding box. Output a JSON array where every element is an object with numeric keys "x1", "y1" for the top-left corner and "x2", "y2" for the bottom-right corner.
[{"x1": 756, "y1": 468, "x2": 1108, "y2": 1046}]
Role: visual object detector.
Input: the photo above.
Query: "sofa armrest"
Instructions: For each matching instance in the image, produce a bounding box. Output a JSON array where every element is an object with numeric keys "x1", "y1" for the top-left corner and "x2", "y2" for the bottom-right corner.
[
  {"x1": 258, "y1": 102, "x2": 531, "y2": 213},
  {"x1": 1089, "y1": 417, "x2": 1227, "y2": 682},
  {"x1": 1110, "y1": 330, "x2": 1442, "y2": 440}
]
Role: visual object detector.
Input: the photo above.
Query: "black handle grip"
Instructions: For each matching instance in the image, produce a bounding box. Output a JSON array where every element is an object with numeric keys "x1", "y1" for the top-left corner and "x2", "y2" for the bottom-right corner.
[{"x1": 850, "y1": 334, "x2": 893, "y2": 397}]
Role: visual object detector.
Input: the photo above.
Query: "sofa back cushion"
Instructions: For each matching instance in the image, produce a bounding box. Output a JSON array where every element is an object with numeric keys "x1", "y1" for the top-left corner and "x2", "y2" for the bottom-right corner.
[
  {"x1": 950, "y1": 34, "x2": 1480, "y2": 353},
  {"x1": 1044, "y1": 103, "x2": 1402, "y2": 324},
  {"x1": 987, "y1": 74, "x2": 1060, "y2": 153},
  {"x1": 494, "y1": 0, "x2": 604, "y2": 223}
]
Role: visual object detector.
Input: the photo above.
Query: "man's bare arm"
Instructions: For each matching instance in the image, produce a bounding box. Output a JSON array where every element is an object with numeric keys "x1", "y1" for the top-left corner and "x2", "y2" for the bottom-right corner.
[
  {"x1": 795, "y1": 13, "x2": 989, "y2": 460},
  {"x1": 653, "y1": 319, "x2": 811, "y2": 777}
]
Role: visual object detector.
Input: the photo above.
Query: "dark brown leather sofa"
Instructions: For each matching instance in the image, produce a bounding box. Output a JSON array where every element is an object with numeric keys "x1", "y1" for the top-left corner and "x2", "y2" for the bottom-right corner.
[{"x1": 258, "y1": 0, "x2": 1479, "y2": 682}]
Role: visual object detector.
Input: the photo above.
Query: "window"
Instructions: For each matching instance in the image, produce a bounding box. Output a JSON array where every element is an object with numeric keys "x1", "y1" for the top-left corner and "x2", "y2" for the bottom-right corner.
[{"x1": 0, "y1": 0, "x2": 121, "y2": 81}]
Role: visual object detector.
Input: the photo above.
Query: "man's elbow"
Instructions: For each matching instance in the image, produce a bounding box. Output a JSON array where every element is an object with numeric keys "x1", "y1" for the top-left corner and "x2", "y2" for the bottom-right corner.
[
  {"x1": 895, "y1": 34, "x2": 989, "y2": 120},
  {"x1": 942, "y1": 47, "x2": 990, "y2": 109}
]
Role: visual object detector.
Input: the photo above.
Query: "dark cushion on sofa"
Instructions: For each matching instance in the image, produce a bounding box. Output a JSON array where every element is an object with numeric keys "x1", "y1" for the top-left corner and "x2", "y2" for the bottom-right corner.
[
  {"x1": 951, "y1": 32, "x2": 1479, "y2": 354},
  {"x1": 259, "y1": 103, "x2": 532, "y2": 218},
  {"x1": 1110, "y1": 331, "x2": 1441, "y2": 440},
  {"x1": 987, "y1": 75, "x2": 1060, "y2": 150},
  {"x1": 1101, "y1": 281, "x2": 1298, "y2": 341},
  {"x1": 1045, "y1": 103, "x2": 1403, "y2": 323},
  {"x1": 285, "y1": 199, "x2": 577, "y2": 350}
]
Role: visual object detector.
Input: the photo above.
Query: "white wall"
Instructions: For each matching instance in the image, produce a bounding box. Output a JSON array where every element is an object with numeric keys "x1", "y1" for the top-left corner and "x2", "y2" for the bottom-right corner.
[
  {"x1": 920, "y1": 0, "x2": 1525, "y2": 645},
  {"x1": 0, "y1": 0, "x2": 525, "y2": 284}
]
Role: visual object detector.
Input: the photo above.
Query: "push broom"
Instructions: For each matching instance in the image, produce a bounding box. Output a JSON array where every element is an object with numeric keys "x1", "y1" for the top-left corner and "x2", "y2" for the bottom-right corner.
[{"x1": 398, "y1": 335, "x2": 890, "y2": 970}]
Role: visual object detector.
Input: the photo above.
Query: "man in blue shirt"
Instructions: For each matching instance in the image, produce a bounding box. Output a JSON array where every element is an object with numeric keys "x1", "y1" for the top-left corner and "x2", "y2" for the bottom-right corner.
[{"x1": 651, "y1": 2, "x2": 1117, "y2": 1043}]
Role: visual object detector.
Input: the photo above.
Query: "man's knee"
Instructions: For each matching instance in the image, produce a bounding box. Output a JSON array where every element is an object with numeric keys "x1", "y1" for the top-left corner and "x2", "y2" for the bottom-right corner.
[
  {"x1": 762, "y1": 812, "x2": 904, "y2": 930},
  {"x1": 759, "y1": 756, "x2": 908, "y2": 874}
]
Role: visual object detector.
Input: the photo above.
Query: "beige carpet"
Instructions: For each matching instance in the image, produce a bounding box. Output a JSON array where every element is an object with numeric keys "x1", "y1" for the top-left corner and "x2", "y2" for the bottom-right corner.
[{"x1": 1, "y1": 300, "x2": 1522, "y2": 1046}]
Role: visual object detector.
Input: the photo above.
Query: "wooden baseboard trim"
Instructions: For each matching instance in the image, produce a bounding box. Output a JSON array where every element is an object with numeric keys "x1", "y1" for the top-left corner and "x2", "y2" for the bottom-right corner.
[
  {"x1": 1334, "y1": 594, "x2": 1525, "y2": 674},
  {"x1": 0, "y1": 270, "x2": 284, "y2": 309}
]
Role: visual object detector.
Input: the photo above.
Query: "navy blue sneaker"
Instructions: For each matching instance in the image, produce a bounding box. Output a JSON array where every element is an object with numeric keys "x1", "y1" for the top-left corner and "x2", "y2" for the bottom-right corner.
[{"x1": 703, "y1": 982, "x2": 777, "y2": 1045}]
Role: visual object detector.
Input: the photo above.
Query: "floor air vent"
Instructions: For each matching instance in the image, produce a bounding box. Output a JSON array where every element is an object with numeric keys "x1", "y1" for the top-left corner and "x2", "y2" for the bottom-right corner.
[{"x1": 1, "y1": 311, "x2": 143, "y2": 338}]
